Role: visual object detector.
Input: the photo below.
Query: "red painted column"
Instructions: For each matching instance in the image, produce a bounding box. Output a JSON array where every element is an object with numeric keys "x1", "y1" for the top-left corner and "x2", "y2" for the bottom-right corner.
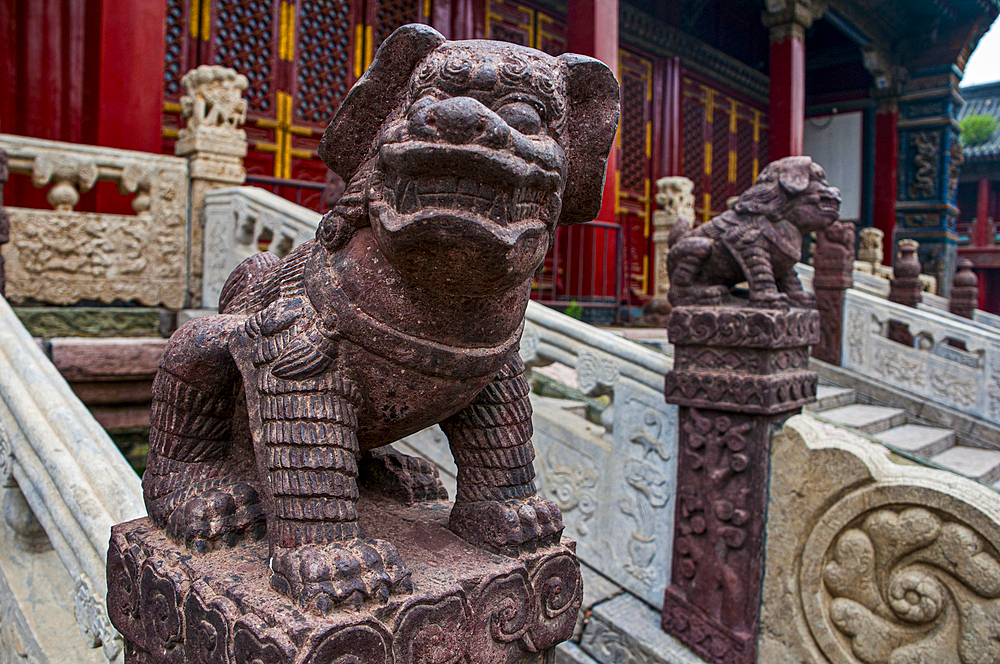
[
  {"x1": 762, "y1": 2, "x2": 824, "y2": 163},
  {"x1": 873, "y1": 105, "x2": 899, "y2": 264},
  {"x1": 567, "y1": 0, "x2": 618, "y2": 224},
  {"x1": 976, "y1": 177, "x2": 991, "y2": 248},
  {"x1": 767, "y1": 29, "x2": 805, "y2": 162},
  {"x1": 93, "y1": 0, "x2": 167, "y2": 153}
]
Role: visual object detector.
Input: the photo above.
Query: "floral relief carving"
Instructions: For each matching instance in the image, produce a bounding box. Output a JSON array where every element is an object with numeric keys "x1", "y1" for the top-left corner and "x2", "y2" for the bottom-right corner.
[
  {"x1": 846, "y1": 308, "x2": 867, "y2": 367},
  {"x1": 543, "y1": 447, "x2": 599, "y2": 537},
  {"x1": 870, "y1": 346, "x2": 927, "y2": 388},
  {"x1": 576, "y1": 351, "x2": 620, "y2": 396},
  {"x1": 805, "y1": 505, "x2": 1000, "y2": 664},
  {"x1": 929, "y1": 367, "x2": 977, "y2": 409}
]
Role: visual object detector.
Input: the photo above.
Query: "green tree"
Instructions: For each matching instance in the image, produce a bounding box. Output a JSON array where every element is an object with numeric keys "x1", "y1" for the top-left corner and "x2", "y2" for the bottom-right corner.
[{"x1": 960, "y1": 114, "x2": 999, "y2": 147}]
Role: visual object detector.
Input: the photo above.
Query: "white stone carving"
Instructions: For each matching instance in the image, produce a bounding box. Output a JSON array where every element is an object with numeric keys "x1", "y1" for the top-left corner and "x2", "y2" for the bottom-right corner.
[
  {"x1": 179, "y1": 65, "x2": 249, "y2": 138},
  {"x1": 0, "y1": 134, "x2": 190, "y2": 308},
  {"x1": 74, "y1": 574, "x2": 123, "y2": 661},
  {"x1": 31, "y1": 153, "x2": 99, "y2": 211},
  {"x1": 651, "y1": 176, "x2": 694, "y2": 298},
  {"x1": 762, "y1": 415, "x2": 1000, "y2": 664},
  {"x1": 841, "y1": 288, "x2": 1000, "y2": 425}
]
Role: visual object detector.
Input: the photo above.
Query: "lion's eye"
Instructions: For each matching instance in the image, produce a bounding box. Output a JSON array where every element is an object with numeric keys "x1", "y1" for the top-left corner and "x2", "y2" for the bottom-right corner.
[
  {"x1": 497, "y1": 102, "x2": 542, "y2": 135},
  {"x1": 408, "y1": 95, "x2": 439, "y2": 117}
]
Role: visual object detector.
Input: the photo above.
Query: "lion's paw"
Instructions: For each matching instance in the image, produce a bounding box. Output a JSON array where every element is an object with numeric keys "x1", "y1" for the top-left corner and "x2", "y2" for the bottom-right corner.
[
  {"x1": 789, "y1": 291, "x2": 816, "y2": 309},
  {"x1": 749, "y1": 290, "x2": 791, "y2": 309},
  {"x1": 449, "y1": 495, "x2": 564, "y2": 555},
  {"x1": 165, "y1": 482, "x2": 265, "y2": 553},
  {"x1": 269, "y1": 539, "x2": 412, "y2": 613}
]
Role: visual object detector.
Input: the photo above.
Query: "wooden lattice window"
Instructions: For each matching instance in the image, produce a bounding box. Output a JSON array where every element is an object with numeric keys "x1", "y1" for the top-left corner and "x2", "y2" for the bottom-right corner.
[
  {"x1": 372, "y1": 0, "x2": 421, "y2": 52},
  {"x1": 212, "y1": 0, "x2": 276, "y2": 115},
  {"x1": 295, "y1": 0, "x2": 353, "y2": 127}
]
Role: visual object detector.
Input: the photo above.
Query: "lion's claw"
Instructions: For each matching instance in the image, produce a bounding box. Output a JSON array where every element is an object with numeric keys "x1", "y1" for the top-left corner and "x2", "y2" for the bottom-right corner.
[
  {"x1": 270, "y1": 539, "x2": 412, "y2": 613},
  {"x1": 449, "y1": 495, "x2": 564, "y2": 555},
  {"x1": 166, "y1": 483, "x2": 265, "y2": 553}
]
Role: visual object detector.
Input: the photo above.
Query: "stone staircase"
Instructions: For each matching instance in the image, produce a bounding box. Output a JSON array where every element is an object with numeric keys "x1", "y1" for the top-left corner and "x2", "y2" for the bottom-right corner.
[{"x1": 806, "y1": 383, "x2": 1000, "y2": 487}]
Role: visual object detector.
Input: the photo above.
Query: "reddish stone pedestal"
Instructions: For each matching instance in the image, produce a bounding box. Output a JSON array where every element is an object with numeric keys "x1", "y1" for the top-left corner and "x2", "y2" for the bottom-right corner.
[
  {"x1": 661, "y1": 305, "x2": 819, "y2": 664},
  {"x1": 108, "y1": 498, "x2": 580, "y2": 664}
]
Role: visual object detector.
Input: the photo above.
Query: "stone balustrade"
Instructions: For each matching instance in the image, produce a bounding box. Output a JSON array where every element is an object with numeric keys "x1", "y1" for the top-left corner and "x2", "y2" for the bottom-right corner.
[
  {"x1": 842, "y1": 287, "x2": 1000, "y2": 425},
  {"x1": 201, "y1": 185, "x2": 320, "y2": 308},
  {"x1": 0, "y1": 294, "x2": 145, "y2": 663},
  {"x1": 0, "y1": 134, "x2": 190, "y2": 308}
]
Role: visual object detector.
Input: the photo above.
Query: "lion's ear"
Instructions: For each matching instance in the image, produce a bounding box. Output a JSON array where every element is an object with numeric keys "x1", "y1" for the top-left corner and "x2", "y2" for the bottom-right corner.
[
  {"x1": 775, "y1": 156, "x2": 814, "y2": 195},
  {"x1": 319, "y1": 24, "x2": 445, "y2": 181},
  {"x1": 556, "y1": 54, "x2": 620, "y2": 226}
]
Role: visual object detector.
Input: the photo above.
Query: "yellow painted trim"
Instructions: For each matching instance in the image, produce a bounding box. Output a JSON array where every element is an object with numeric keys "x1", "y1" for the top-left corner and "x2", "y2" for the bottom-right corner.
[
  {"x1": 729, "y1": 99, "x2": 737, "y2": 133},
  {"x1": 424, "y1": 0, "x2": 432, "y2": 19},
  {"x1": 278, "y1": 3, "x2": 288, "y2": 61},
  {"x1": 646, "y1": 120, "x2": 652, "y2": 159},
  {"x1": 753, "y1": 158, "x2": 759, "y2": 181},
  {"x1": 162, "y1": 128, "x2": 179, "y2": 139},
  {"x1": 704, "y1": 87, "x2": 714, "y2": 124},
  {"x1": 189, "y1": 0, "x2": 199, "y2": 38},
  {"x1": 200, "y1": 0, "x2": 210, "y2": 42},
  {"x1": 354, "y1": 24, "x2": 364, "y2": 78},
  {"x1": 703, "y1": 193, "x2": 711, "y2": 224},
  {"x1": 728, "y1": 150, "x2": 737, "y2": 183},
  {"x1": 163, "y1": 102, "x2": 183, "y2": 113},
  {"x1": 704, "y1": 142, "x2": 712, "y2": 176},
  {"x1": 286, "y1": 4, "x2": 295, "y2": 62},
  {"x1": 256, "y1": 143, "x2": 280, "y2": 153},
  {"x1": 646, "y1": 58, "x2": 653, "y2": 102},
  {"x1": 753, "y1": 110, "x2": 760, "y2": 142},
  {"x1": 365, "y1": 25, "x2": 374, "y2": 69},
  {"x1": 642, "y1": 255, "x2": 649, "y2": 291}
]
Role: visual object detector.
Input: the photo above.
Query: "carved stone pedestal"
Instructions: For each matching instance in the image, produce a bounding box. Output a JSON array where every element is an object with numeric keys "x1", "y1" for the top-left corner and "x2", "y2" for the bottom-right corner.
[
  {"x1": 660, "y1": 305, "x2": 819, "y2": 664},
  {"x1": 108, "y1": 498, "x2": 580, "y2": 664}
]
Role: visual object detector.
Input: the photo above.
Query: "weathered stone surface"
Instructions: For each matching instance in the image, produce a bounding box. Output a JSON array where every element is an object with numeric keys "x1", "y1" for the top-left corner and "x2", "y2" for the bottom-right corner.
[
  {"x1": 812, "y1": 218, "x2": 855, "y2": 365},
  {"x1": 760, "y1": 414, "x2": 1000, "y2": 664},
  {"x1": 662, "y1": 305, "x2": 819, "y2": 664},
  {"x1": 641, "y1": 176, "x2": 695, "y2": 325},
  {"x1": 109, "y1": 499, "x2": 581, "y2": 664},
  {"x1": 889, "y1": 238, "x2": 923, "y2": 309},
  {"x1": 138, "y1": 24, "x2": 619, "y2": 622},
  {"x1": 49, "y1": 337, "x2": 167, "y2": 381},
  {"x1": 950, "y1": 258, "x2": 978, "y2": 319},
  {"x1": 533, "y1": 380, "x2": 677, "y2": 608},
  {"x1": 14, "y1": 307, "x2": 170, "y2": 338},
  {"x1": 667, "y1": 157, "x2": 841, "y2": 309},
  {"x1": 0, "y1": 134, "x2": 190, "y2": 308},
  {"x1": 583, "y1": 594, "x2": 707, "y2": 664}
]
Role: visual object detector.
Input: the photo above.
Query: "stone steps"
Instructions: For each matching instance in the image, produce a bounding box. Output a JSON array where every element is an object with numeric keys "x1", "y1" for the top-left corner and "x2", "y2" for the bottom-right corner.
[{"x1": 810, "y1": 382, "x2": 1000, "y2": 489}]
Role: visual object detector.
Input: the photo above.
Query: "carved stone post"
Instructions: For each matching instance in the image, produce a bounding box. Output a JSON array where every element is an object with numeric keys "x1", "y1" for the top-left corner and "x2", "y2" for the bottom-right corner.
[
  {"x1": 641, "y1": 176, "x2": 695, "y2": 325},
  {"x1": 661, "y1": 306, "x2": 819, "y2": 664},
  {"x1": 174, "y1": 65, "x2": 249, "y2": 308},
  {"x1": 894, "y1": 68, "x2": 963, "y2": 297},
  {"x1": 812, "y1": 218, "x2": 855, "y2": 364},
  {"x1": 888, "y1": 239, "x2": 922, "y2": 346},
  {"x1": 949, "y1": 258, "x2": 978, "y2": 319},
  {"x1": 0, "y1": 148, "x2": 8, "y2": 296},
  {"x1": 855, "y1": 227, "x2": 886, "y2": 275}
]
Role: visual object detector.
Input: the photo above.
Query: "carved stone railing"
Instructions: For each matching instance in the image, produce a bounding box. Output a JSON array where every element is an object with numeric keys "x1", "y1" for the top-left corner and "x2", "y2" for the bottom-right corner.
[
  {"x1": 400, "y1": 301, "x2": 679, "y2": 610},
  {"x1": 842, "y1": 287, "x2": 1000, "y2": 425},
  {"x1": 0, "y1": 134, "x2": 190, "y2": 308},
  {"x1": 762, "y1": 414, "x2": 1000, "y2": 664},
  {"x1": 0, "y1": 295, "x2": 145, "y2": 662},
  {"x1": 201, "y1": 186, "x2": 320, "y2": 308}
]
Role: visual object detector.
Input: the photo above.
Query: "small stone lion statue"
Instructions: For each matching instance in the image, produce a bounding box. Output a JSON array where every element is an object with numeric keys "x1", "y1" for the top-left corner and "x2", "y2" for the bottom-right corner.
[
  {"x1": 142, "y1": 24, "x2": 619, "y2": 613},
  {"x1": 667, "y1": 156, "x2": 841, "y2": 309}
]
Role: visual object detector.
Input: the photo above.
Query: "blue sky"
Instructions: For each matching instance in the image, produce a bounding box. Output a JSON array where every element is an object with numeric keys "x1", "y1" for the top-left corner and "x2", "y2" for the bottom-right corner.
[{"x1": 962, "y1": 17, "x2": 1000, "y2": 87}]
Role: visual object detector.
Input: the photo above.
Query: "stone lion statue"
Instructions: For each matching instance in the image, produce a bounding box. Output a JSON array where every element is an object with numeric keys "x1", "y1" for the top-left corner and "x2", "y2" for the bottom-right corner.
[
  {"x1": 142, "y1": 24, "x2": 619, "y2": 613},
  {"x1": 667, "y1": 156, "x2": 841, "y2": 309}
]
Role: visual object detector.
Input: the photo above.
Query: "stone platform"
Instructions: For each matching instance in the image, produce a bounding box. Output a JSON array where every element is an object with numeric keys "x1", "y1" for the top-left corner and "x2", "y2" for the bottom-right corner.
[{"x1": 108, "y1": 498, "x2": 581, "y2": 664}]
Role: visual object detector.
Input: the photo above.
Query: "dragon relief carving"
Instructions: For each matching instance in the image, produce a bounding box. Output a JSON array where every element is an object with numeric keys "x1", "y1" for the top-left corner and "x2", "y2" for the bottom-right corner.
[
  {"x1": 140, "y1": 24, "x2": 619, "y2": 613},
  {"x1": 666, "y1": 156, "x2": 841, "y2": 309},
  {"x1": 908, "y1": 132, "x2": 940, "y2": 200}
]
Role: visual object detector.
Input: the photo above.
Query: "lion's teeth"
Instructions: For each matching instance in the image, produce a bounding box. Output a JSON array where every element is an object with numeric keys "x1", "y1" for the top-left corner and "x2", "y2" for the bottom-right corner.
[
  {"x1": 400, "y1": 182, "x2": 419, "y2": 213},
  {"x1": 490, "y1": 192, "x2": 509, "y2": 225}
]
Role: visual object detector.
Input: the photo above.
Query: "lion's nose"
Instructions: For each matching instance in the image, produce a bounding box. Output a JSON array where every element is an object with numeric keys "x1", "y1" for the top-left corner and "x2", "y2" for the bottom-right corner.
[{"x1": 409, "y1": 97, "x2": 510, "y2": 149}]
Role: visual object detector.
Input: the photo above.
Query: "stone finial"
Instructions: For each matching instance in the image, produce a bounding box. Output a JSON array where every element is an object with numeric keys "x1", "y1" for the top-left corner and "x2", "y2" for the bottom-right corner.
[
  {"x1": 889, "y1": 239, "x2": 923, "y2": 309},
  {"x1": 653, "y1": 176, "x2": 695, "y2": 229},
  {"x1": 179, "y1": 65, "x2": 249, "y2": 137},
  {"x1": 857, "y1": 227, "x2": 884, "y2": 266},
  {"x1": 646, "y1": 176, "x2": 695, "y2": 314},
  {"x1": 30, "y1": 153, "x2": 99, "y2": 211},
  {"x1": 949, "y1": 258, "x2": 978, "y2": 319}
]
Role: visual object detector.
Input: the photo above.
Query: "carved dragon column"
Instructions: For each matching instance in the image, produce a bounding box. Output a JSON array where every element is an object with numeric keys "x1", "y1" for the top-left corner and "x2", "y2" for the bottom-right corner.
[
  {"x1": 661, "y1": 306, "x2": 819, "y2": 664},
  {"x1": 0, "y1": 148, "x2": 8, "y2": 296},
  {"x1": 894, "y1": 67, "x2": 964, "y2": 297},
  {"x1": 812, "y1": 218, "x2": 855, "y2": 365},
  {"x1": 174, "y1": 65, "x2": 249, "y2": 308}
]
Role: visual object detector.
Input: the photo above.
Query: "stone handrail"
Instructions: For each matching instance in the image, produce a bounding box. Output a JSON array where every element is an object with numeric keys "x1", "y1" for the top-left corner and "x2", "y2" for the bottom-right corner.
[
  {"x1": 201, "y1": 185, "x2": 320, "y2": 308},
  {"x1": 842, "y1": 287, "x2": 1000, "y2": 425},
  {"x1": 0, "y1": 133, "x2": 190, "y2": 308},
  {"x1": 0, "y1": 294, "x2": 144, "y2": 662}
]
